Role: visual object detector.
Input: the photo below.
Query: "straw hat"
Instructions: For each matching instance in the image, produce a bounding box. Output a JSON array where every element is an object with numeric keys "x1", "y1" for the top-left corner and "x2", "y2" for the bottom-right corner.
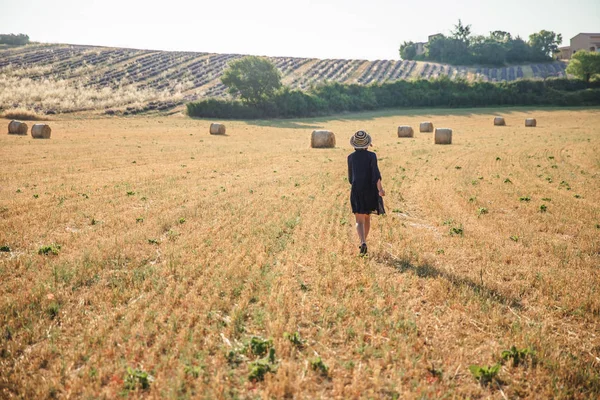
[{"x1": 350, "y1": 130, "x2": 372, "y2": 149}]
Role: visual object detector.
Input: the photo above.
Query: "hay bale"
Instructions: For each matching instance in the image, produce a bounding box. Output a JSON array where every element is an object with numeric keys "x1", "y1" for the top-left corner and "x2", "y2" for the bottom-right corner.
[
  {"x1": 8, "y1": 120, "x2": 28, "y2": 135},
  {"x1": 494, "y1": 117, "x2": 506, "y2": 126},
  {"x1": 210, "y1": 123, "x2": 226, "y2": 135},
  {"x1": 434, "y1": 128, "x2": 452, "y2": 145},
  {"x1": 31, "y1": 124, "x2": 51, "y2": 139},
  {"x1": 419, "y1": 122, "x2": 434, "y2": 133},
  {"x1": 397, "y1": 126, "x2": 414, "y2": 138},
  {"x1": 525, "y1": 118, "x2": 536, "y2": 127},
  {"x1": 311, "y1": 130, "x2": 335, "y2": 148}
]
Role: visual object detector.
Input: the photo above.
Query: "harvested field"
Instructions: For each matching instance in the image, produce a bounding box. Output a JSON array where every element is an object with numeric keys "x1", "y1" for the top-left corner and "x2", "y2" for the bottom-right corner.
[{"x1": 1, "y1": 108, "x2": 599, "y2": 398}]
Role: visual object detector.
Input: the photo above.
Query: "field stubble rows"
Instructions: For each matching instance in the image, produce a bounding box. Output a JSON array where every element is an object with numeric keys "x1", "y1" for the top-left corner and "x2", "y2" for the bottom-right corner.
[
  {"x1": 0, "y1": 108, "x2": 599, "y2": 398},
  {"x1": 0, "y1": 44, "x2": 568, "y2": 114}
]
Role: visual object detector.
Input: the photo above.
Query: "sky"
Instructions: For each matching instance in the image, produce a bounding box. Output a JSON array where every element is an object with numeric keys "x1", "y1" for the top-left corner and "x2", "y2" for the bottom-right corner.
[{"x1": 1, "y1": 0, "x2": 599, "y2": 60}]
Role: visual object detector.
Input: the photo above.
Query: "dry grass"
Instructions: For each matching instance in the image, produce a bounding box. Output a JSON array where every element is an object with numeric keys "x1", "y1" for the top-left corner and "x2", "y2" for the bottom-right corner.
[
  {"x1": 1, "y1": 108, "x2": 599, "y2": 399},
  {"x1": 0, "y1": 75, "x2": 181, "y2": 113}
]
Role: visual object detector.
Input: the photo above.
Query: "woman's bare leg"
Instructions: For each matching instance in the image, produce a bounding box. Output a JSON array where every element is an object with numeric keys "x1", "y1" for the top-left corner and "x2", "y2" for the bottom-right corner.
[
  {"x1": 364, "y1": 214, "x2": 371, "y2": 240},
  {"x1": 355, "y1": 214, "x2": 366, "y2": 244}
]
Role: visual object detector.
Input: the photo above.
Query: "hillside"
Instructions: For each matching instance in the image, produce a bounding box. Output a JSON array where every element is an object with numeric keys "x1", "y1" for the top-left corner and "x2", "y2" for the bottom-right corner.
[{"x1": 0, "y1": 44, "x2": 568, "y2": 114}]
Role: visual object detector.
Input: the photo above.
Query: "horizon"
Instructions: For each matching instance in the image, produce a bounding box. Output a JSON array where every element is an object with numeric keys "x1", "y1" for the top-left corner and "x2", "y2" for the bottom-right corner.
[{"x1": 1, "y1": 0, "x2": 600, "y2": 60}]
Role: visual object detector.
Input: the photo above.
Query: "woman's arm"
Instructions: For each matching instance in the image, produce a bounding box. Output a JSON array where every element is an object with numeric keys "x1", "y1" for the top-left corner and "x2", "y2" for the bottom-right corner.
[
  {"x1": 371, "y1": 153, "x2": 383, "y2": 195},
  {"x1": 347, "y1": 156, "x2": 353, "y2": 184},
  {"x1": 377, "y1": 179, "x2": 385, "y2": 196}
]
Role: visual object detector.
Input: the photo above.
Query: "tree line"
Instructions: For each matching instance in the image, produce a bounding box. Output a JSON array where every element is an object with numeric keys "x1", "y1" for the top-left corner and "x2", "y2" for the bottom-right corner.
[
  {"x1": 187, "y1": 56, "x2": 600, "y2": 119},
  {"x1": 399, "y1": 21, "x2": 562, "y2": 66},
  {"x1": 0, "y1": 33, "x2": 30, "y2": 46}
]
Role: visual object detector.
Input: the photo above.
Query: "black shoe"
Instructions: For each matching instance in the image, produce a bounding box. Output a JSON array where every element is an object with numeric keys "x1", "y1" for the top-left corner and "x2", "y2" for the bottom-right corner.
[{"x1": 359, "y1": 243, "x2": 367, "y2": 255}]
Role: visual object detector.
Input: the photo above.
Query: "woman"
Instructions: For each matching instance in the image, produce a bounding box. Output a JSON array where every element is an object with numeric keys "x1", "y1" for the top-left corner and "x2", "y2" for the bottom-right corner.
[{"x1": 347, "y1": 130, "x2": 385, "y2": 255}]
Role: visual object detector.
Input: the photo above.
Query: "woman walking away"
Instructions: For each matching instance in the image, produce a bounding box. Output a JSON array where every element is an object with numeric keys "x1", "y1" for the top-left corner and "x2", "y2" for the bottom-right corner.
[{"x1": 347, "y1": 130, "x2": 385, "y2": 256}]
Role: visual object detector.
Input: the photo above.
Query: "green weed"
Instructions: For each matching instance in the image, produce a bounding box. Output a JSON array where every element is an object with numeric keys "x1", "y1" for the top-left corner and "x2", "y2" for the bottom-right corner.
[
  {"x1": 310, "y1": 357, "x2": 329, "y2": 377},
  {"x1": 283, "y1": 331, "x2": 304, "y2": 348},
  {"x1": 38, "y1": 244, "x2": 61, "y2": 256},
  {"x1": 449, "y1": 226, "x2": 464, "y2": 236},
  {"x1": 469, "y1": 364, "x2": 500, "y2": 386},
  {"x1": 519, "y1": 196, "x2": 531, "y2": 202},
  {"x1": 477, "y1": 207, "x2": 488, "y2": 216},
  {"x1": 248, "y1": 352, "x2": 277, "y2": 381},
  {"x1": 47, "y1": 302, "x2": 60, "y2": 319},
  {"x1": 184, "y1": 364, "x2": 203, "y2": 378},
  {"x1": 559, "y1": 181, "x2": 571, "y2": 190},
  {"x1": 504, "y1": 178, "x2": 512, "y2": 184},
  {"x1": 248, "y1": 336, "x2": 273, "y2": 357},
  {"x1": 124, "y1": 367, "x2": 154, "y2": 391},
  {"x1": 539, "y1": 204, "x2": 548, "y2": 212},
  {"x1": 510, "y1": 235, "x2": 519, "y2": 242},
  {"x1": 501, "y1": 346, "x2": 535, "y2": 367},
  {"x1": 0, "y1": 246, "x2": 10, "y2": 252},
  {"x1": 126, "y1": 191, "x2": 135, "y2": 196}
]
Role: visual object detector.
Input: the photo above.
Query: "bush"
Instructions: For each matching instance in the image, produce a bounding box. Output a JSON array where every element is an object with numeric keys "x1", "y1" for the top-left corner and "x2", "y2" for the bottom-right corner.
[
  {"x1": 186, "y1": 78, "x2": 600, "y2": 120},
  {"x1": 2, "y1": 108, "x2": 46, "y2": 121}
]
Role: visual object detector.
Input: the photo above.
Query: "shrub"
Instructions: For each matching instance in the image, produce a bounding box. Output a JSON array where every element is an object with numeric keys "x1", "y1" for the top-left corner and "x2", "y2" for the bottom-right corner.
[
  {"x1": 186, "y1": 78, "x2": 600, "y2": 120},
  {"x1": 2, "y1": 108, "x2": 45, "y2": 121}
]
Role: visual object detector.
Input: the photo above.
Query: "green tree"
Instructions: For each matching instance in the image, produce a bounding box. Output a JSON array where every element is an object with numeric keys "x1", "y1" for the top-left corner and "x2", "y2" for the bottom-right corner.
[
  {"x1": 566, "y1": 51, "x2": 600, "y2": 82},
  {"x1": 490, "y1": 31, "x2": 512, "y2": 43},
  {"x1": 221, "y1": 56, "x2": 282, "y2": 105},
  {"x1": 451, "y1": 19, "x2": 472, "y2": 44},
  {"x1": 529, "y1": 30, "x2": 562, "y2": 59},
  {"x1": 0, "y1": 33, "x2": 29, "y2": 45},
  {"x1": 399, "y1": 41, "x2": 417, "y2": 60},
  {"x1": 505, "y1": 37, "x2": 531, "y2": 63},
  {"x1": 472, "y1": 40, "x2": 507, "y2": 65}
]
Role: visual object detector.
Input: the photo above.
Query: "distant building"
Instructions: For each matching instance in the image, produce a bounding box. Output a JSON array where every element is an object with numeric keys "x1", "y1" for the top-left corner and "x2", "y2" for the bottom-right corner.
[
  {"x1": 556, "y1": 46, "x2": 571, "y2": 60},
  {"x1": 428, "y1": 33, "x2": 444, "y2": 42},
  {"x1": 555, "y1": 33, "x2": 600, "y2": 60},
  {"x1": 415, "y1": 42, "x2": 426, "y2": 56}
]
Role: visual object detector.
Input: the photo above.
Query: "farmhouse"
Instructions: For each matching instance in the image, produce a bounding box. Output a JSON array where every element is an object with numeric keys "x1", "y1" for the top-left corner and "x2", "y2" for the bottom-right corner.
[
  {"x1": 414, "y1": 34, "x2": 444, "y2": 56},
  {"x1": 555, "y1": 33, "x2": 600, "y2": 60}
]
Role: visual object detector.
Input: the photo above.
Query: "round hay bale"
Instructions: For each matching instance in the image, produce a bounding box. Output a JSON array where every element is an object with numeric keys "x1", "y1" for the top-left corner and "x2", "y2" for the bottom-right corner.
[
  {"x1": 311, "y1": 130, "x2": 335, "y2": 148},
  {"x1": 419, "y1": 122, "x2": 434, "y2": 133},
  {"x1": 397, "y1": 126, "x2": 414, "y2": 138},
  {"x1": 210, "y1": 123, "x2": 226, "y2": 135},
  {"x1": 525, "y1": 118, "x2": 536, "y2": 127},
  {"x1": 8, "y1": 120, "x2": 28, "y2": 135},
  {"x1": 434, "y1": 128, "x2": 452, "y2": 145},
  {"x1": 494, "y1": 117, "x2": 506, "y2": 126},
  {"x1": 31, "y1": 124, "x2": 51, "y2": 139}
]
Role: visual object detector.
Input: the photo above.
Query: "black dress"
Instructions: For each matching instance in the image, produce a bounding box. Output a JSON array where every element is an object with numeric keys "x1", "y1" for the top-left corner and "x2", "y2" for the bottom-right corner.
[{"x1": 347, "y1": 149, "x2": 382, "y2": 214}]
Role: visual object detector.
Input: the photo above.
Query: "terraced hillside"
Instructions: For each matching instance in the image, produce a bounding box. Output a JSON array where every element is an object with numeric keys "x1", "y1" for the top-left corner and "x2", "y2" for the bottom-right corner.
[{"x1": 0, "y1": 44, "x2": 568, "y2": 114}]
